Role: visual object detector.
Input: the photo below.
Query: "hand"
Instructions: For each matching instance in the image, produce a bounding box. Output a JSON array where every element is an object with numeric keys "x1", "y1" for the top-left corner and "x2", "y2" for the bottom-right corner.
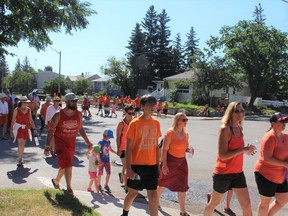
[
  {"x1": 162, "y1": 164, "x2": 169, "y2": 175},
  {"x1": 126, "y1": 168, "x2": 136, "y2": 179},
  {"x1": 87, "y1": 141, "x2": 92, "y2": 149},
  {"x1": 44, "y1": 146, "x2": 51, "y2": 156},
  {"x1": 245, "y1": 144, "x2": 257, "y2": 156},
  {"x1": 117, "y1": 149, "x2": 122, "y2": 156}
]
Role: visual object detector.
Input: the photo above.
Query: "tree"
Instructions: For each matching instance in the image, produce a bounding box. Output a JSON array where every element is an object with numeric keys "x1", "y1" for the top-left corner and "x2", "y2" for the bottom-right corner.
[
  {"x1": 9, "y1": 69, "x2": 35, "y2": 93},
  {"x1": 74, "y1": 77, "x2": 92, "y2": 95},
  {"x1": 208, "y1": 20, "x2": 288, "y2": 105},
  {"x1": 101, "y1": 57, "x2": 134, "y2": 97},
  {"x1": 253, "y1": 3, "x2": 266, "y2": 25},
  {"x1": 0, "y1": 1, "x2": 96, "y2": 55},
  {"x1": 44, "y1": 66, "x2": 53, "y2": 72},
  {"x1": 126, "y1": 23, "x2": 150, "y2": 89},
  {"x1": 172, "y1": 33, "x2": 186, "y2": 74},
  {"x1": 185, "y1": 26, "x2": 199, "y2": 68},
  {"x1": 42, "y1": 76, "x2": 68, "y2": 96},
  {"x1": 0, "y1": 55, "x2": 9, "y2": 92}
]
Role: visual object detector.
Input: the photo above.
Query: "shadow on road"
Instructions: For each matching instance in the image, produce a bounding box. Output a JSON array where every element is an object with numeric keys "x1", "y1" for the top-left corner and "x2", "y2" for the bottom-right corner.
[{"x1": 7, "y1": 166, "x2": 38, "y2": 184}]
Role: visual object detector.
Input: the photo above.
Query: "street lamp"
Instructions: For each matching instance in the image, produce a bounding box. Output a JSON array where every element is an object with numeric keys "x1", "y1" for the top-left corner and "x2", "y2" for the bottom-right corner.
[{"x1": 50, "y1": 47, "x2": 61, "y2": 93}]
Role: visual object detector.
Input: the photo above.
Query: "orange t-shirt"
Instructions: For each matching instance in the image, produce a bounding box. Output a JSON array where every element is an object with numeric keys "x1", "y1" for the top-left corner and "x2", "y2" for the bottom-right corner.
[
  {"x1": 213, "y1": 129, "x2": 244, "y2": 174},
  {"x1": 254, "y1": 130, "x2": 288, "y2": 184},
  {"x1": 126, "y1": 97, "x2": 132, "y2": 105},
  {"x1": 41, "y1": 103, "x2": 51, "y2": 118},
  {"x1": 134, "y1": 97, "x2": 140, "y2": 108},
  {"x1": 166, "y1": 130, "x2": 188, "y2": 158},
  {"x1": 126, "y1": 117, "x2": 161, "y2": 165}
]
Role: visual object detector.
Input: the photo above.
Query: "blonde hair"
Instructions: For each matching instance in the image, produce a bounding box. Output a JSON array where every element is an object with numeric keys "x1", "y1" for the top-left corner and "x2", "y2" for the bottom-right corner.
[
  {"x1": 221, "y1": 102, "x2": 244, "y2": 126},
  {"x1": 170, "y1": 112, "x2": 187, "y2": 132}
]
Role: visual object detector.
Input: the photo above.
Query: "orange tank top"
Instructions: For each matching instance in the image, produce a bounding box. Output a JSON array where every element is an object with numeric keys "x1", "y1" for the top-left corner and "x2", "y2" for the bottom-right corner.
[
  {"x1": 166, "y1": 130, "x2": 188, "y2": 158},
  {"x1": 16, "y1": 107, "x2": 31, "y2": 126},
  {"x1": 213, "y1": 126, "x2": 244, "y2": 174}
]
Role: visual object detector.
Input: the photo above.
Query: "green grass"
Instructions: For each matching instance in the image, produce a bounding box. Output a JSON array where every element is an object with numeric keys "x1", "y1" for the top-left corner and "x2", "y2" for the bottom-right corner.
[{"x1": 0, "y1": 189, "x2": 100, "y2": 216}]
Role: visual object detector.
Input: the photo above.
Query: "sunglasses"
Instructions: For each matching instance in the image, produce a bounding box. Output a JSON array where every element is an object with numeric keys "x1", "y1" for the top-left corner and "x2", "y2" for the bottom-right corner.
[
  {"x1": 181, "y1": 118, "x2": 188, "y2": 122},
  {"x1": 234, "y1": 109, "x2": 245, "y2": 114},
  {"x1": 127, "y1": 112, "x2": 134, "y2": 116}
]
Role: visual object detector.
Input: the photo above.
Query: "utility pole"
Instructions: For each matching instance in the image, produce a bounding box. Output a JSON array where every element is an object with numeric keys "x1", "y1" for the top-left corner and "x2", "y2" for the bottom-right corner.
[{"x1": 50, "y1": 47, "x2": 62, "y2": 93}]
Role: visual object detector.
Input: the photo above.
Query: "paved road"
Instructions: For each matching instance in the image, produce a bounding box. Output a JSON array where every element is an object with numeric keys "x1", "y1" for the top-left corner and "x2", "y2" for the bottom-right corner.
[{"x1": 0, "y1": 105, "x2": 287, "y2": 215}]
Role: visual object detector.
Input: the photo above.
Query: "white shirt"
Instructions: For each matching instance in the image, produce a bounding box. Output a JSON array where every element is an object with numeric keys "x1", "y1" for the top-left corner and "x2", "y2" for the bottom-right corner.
[
  {"x1": 0, "y1": 100, "x2": 8, "y2": 114},
  {"x1": 45, "y1": 105, "x2": 61, "y2": 125}
]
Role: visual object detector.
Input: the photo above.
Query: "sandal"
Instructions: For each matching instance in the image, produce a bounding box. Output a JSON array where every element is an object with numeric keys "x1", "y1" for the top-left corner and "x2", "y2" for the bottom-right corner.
[
  {"x1": 65, "y1": 188, "x2": 74, "y2": 197},
  {"x1": 51, "y1": 179, "x2": 60, "y2": 189},
  {"x1": 224, "y1": 208, "x2": 236, "y2": 216},
  {"x1": 180, "y1": 212, "x2": 190, "y2": 216},
  {"x1": 17, "y1": 160, "x2": 24, "y2": 167}
]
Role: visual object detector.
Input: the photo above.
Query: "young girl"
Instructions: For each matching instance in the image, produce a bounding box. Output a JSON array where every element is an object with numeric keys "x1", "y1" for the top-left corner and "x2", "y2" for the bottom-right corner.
[
  {"x1": 98, "y1": 128, "x2": 117, "y2": 193},
  {"x1": 86, "y1": 145, "x2": 102, "y2": 193}
]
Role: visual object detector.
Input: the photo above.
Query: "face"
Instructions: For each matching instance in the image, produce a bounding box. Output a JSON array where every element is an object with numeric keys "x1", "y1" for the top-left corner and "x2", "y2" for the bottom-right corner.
[
  {"x1": 142, "y1": 103, "x2": 156, "y2": 115},
  {"x1": 125, "y1": 110, "x2": 134, "y2": 118},
  {"x1": 233, "y1": 104, "x2": 245, "y2": 121},
  {"x1": 178, "y1": 115, "x2": 188, "y2": 126},
  {"x1": 66, "y1": 100, "x2": 78, "y2": 110},
  {"x1": 273, "y1": 120, "x2": 286, "y2": 131}
]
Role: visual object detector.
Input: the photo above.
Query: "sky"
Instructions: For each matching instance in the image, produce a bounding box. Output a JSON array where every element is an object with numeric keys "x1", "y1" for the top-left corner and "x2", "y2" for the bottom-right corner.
[{"x1": 4, "y1": 0, "x2": 288, "y2": 77}]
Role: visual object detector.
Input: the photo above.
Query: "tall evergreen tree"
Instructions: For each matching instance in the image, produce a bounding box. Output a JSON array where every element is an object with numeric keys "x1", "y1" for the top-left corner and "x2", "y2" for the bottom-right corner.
[
  {"x1": 126, "y1": 23, "x2": 149, "y2": 90},
  {"x1": 253, "y1": 3, "x2": 266, "y2": 25},
  {"x1": 142, "y1": 5, "x2": 159, "y2": 80},
  {"x1": 156, "y1": 9, "x2": 174, "y2": 78},
  {"x1": 172, "y1": 33, "x2": 186, "y2": 74},
  {"x1": 185, "y1": 26, "x2": 199, "y2": 68},
  {"x1": 0, "y1": 55, "x2": 9, "y2": 91}
]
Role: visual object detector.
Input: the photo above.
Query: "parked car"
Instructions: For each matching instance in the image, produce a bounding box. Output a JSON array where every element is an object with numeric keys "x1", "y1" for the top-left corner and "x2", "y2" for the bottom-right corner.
[{"x1": 29, "y1": 89, "x2": 46, "y2": 101}]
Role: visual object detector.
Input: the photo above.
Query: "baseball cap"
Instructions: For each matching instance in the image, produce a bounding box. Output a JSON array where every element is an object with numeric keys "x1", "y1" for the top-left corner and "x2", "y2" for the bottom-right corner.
[
  {"x1": 93, "y1": 145, "x2": 101, "y2": 153},
  {"x1": 270, "y1": 112, "x2": 288, "y2": 123},
  {"x1": 103, "y1": 128, "x2": 114, "y2": 139},
  {"x1": 65, "y1": 93, "x2": 78, "y2": 101}
]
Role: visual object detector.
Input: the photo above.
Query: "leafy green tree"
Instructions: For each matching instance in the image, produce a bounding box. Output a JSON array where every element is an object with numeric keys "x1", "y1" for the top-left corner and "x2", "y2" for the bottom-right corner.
[
  {"x1": 44, "y1": 66, "x2": 53, "y2": 72},
  {"x1": 9, "y1": 69, "x2": 35, "y2": 93},
  {"x1": 253, "y1": 3, "x2": 266, "y2": 25},
  {"x1": 185, "y1": 26, "x2": 199, "y2": 68},
  {"x1": 101, "y1": 57, "x2": 135, "y2": 97},
  {"x1": 208, "y1": 20, "x2": 288, "y2": 105},
  {"x1": 0, "y1": 1, "x2": 95, "y2": 55},
  {"x1": 74, "y1": 77, "x2": 92, "y2": 95},
  {"x1": 42, "y1": 76, "x2": 68, "y2": 96},
  {"x1": 126, "y1": 23, "x2": 149, "y2": 89}
]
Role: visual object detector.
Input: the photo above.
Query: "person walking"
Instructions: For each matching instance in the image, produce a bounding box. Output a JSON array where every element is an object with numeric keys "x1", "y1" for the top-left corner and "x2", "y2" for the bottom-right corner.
[
  {"x1": 121, "y1": 95, "x2": 161, "y2": 216},
  {"x1": 86, "y1": 145, "x2": 101, "y2": 193},
  {"x1": 0, "y1": 94, "x2": 9, "y2": 140},
  {"x1": 157, "y1": 113, "x2": 193, "y2": 216},
  {"x1": 116, "y1": 105, "x2": 134, "y2": 193},
  {"x1": 254, "y1": 112, "x2": 288, "y2": 215},
  {"x1": 97, "y1": 128, "x2": 117, "y2": 193},
  {"x1": 204, "y1": 101, "x2": 256, "y2": 216},
  {"x1": 10, "y1": 96, "x2": 37, "y2": 166},
  {"x1": 38, "y1": 97, "x2": 52, "y2": 138},
  {"x1": 43, "y1": 93, "x2": 92, "y2": 196}
]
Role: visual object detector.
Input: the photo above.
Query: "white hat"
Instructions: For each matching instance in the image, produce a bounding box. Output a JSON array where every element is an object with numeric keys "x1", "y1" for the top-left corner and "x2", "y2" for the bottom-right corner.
[{"x1": 0, "y1": 93, "x2": 7, "y2": 99}]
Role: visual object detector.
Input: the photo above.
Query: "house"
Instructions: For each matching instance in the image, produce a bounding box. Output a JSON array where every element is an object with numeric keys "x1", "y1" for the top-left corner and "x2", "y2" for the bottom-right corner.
[
  {"x1": 35, "y1": 71, "x2": 62, "y2": 89},
  {"x1": 66, "y1": 73, "x2": 101, "y2": 92},
  {"x1": 162, "y1": 70, "x2": 261, "y2": 105},
  {"x1": 91, "y1": 76, "x2": 123, "y2": 96}
]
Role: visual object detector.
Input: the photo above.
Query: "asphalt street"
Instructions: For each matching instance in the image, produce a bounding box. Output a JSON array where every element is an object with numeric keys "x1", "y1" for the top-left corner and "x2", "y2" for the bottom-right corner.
[{"x1": 0, "y1": 104, "x2": 287, "y2": 215}]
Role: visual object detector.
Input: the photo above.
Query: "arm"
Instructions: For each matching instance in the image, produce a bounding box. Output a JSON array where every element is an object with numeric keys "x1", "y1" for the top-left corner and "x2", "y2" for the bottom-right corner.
[
  {"x1": 78, "y1": 111, "x2": 92, "y2": 149},
  {"x1": 10, "y1": 108, "x2": 18, "y2": 138},
  {"x1": 44, "y1": 112, "x2": 60, "y2": 156},
  {"x1": 161, "y1": 135, "x2": 171, "y2": 175},
  {"x1": 218, "y1": 126, "x2": 252, "y2": 160},
  {"x1": 116, "y1": 121, "x2": 124, "y2": 156},
  {"x1": 125, "y1": 138, "x2": 135, "y2": 178},
  {"x1": 262, "y1": 150, "x2": 288, "y2": 168}
]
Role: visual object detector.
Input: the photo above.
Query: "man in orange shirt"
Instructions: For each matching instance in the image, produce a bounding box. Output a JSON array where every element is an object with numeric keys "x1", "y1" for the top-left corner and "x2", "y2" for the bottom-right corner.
[
  {"x1": 121, "y1": 95, "x2": 161, "y2": 216},
  {"x1": 133, "y1": 95, "x2": 141, "y2": 117}
]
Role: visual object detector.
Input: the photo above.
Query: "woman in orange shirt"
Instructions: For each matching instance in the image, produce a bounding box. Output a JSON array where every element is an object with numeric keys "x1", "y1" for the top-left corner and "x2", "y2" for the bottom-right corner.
[
  {"x1": 157, "y1": 112, "x2": 193, "y2": 216},
  {"x1": 254, "y1": 112, "x2": 288, "y2": 215},
  {"x1": 204, "y1": 102, "x2": 256, "y2": 216}
]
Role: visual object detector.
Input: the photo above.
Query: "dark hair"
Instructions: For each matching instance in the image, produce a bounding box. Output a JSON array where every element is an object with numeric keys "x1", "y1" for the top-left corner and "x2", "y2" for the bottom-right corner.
[
  {"x1": 124, "y1": 105, "x2": 134, "y2": 112},
  {"x1": 140, "y1": 95, "x2": 157, "y2": 106}
]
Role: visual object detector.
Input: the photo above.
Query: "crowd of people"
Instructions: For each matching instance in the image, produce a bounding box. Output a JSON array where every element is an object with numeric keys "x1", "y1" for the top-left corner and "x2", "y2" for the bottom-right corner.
[{"x1": 1, "y1": 89, "x2": 288, "y2": 216}]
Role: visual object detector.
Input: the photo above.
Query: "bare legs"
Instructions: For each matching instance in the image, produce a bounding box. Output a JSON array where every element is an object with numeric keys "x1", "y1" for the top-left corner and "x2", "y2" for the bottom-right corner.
[
  {"x1": 257, "y1": 193, "x2": 288, "y2": 216},
  {"x1": 17, "y1": 138, "x2": 26, "y2": 162},
  {"x1": 53, "y1": 167, "x2": 72, "y2": 190}
]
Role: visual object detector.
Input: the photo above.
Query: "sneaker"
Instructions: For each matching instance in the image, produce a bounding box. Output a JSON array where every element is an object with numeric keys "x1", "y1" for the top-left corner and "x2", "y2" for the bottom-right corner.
[
  {"x1": 17, "y1": 160, "x2": 24, "y2": 167},
  {"x1": 224, "y1": 208, "x2": 236, "y2": 216},
  {"x1": 87, "y1": 188, "x2": 94, "y2": 192},
  {"x1": 180, "y1": 212, "x2": 190, "y2": 216},
  {"x1": 104, "y1": 185, "x2": 111, "y2": 193},
  {"x1": 98, "y1": 185, "x2": 104, "y2": 192}
]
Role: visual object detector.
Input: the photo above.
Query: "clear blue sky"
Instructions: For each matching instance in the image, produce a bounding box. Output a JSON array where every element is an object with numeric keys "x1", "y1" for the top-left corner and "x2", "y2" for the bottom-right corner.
[{"x1": 5, "y1": 0, "x2": 288, "y2": 77}]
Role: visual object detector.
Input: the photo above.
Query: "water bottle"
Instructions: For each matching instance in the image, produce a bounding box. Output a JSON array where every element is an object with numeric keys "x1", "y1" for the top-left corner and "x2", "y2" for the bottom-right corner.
[{"x1": 134, "y1": 174, "x2": 141, "y2": 180}]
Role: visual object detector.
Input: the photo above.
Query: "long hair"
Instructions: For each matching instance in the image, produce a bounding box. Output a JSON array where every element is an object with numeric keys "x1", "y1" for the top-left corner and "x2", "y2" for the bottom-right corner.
[
  {"x1": 221, "y1": 102, "x2": 244, "y2": 126},
  {"x1": 170, "y1": 112, "x2": 187, "y2": 132}
]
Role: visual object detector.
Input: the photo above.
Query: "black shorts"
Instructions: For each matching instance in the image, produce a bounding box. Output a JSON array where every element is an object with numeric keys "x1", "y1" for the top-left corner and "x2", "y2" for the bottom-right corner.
[
  {"x1": 127, "y1": 164, "x2": 159, "y2": 191},
  {"x1": 213, "y1": 172, "x2": 247, "y2": 193},
  {"x1": 163, "y1": 109, "x2": 168, "y2": 115},
  {"x1": 255, "y1": 172, "x2": 288, "y2": 197},
  {"x1": 120, "y1": 150, "x2": 125, "y2": 158}
]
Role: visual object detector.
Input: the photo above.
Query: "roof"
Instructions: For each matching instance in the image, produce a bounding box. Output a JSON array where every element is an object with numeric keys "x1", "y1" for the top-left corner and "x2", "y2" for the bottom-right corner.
[
  {"x1": 164, "y1": 70, "x2": 195, "y2": 81},
  {"x1": 66, "y1": 74, "x2": 101, "y2": 82},
  {"x1": 91, "y1": 76, "x2": 112, "y2": 82}
]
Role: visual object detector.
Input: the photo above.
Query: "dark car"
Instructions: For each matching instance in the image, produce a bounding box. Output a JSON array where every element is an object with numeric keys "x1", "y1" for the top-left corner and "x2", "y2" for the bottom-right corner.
[{"x1": 29, "y1": 89, "x2": 46, "y2": 101}]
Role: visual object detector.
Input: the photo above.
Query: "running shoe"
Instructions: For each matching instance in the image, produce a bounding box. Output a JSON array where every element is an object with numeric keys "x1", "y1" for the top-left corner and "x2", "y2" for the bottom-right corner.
[
  {"x1": 224, "y1": 208, "x2": 236, "y2": 216},
  {"x1": 104, "y1": 185, "x2": 111, "y2": 193}
]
